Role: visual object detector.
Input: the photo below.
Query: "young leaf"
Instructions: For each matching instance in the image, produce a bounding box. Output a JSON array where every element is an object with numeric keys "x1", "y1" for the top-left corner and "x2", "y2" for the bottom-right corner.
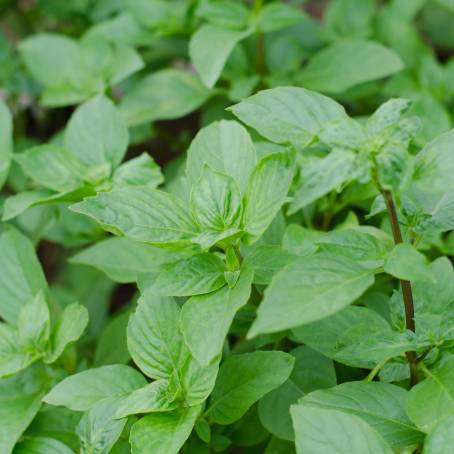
[
  {"x1": 407, "y1": 356, "x2": 454, "y2": 432},
  {"x1": 127, "y1": 295, "x2": 187, "y2": 381},
  {"x1": 114, "y1": 380, "x2": 178, "y2": 419},
  {"x1": 140, "y1": 253, "x2": 226, "y2": 297},
  {"x1": 291, "y1": 406, "x2": 393, "y2": 454},
  {"x1": 64, "y1": 95, "x2": 129, "y2": 171},
  {"x1": 300, "y1": 382, "x2": 423, "y2": 448},
  {"x1": 180, "y1": 267, "x2": 253, "y2": 365},
  {"x1": 45, "y1": 303, "x2": 89, "y2": 364},
  {"x1": 112, "y1": 152, "x2": 164, "y2": 188},
  {"x1": 190, "y1": 24, "x2": 251, "y2": 88},
  {"x1": 186, "y1": 120, "x2": 257, "y2": 194},
  {"x1": 242, "y1": 151, "x2": 294, "y2": 244},
  {"x1": 129, "y1": 406, "x2": 200, "y2": 454},
  {"x1": 190, "y1": 166, "x2": 242, "y2": 232},
  {"x1": 0, "y1": 100, "x2": 12, "y2": 189},
  {"x1": 43, "y1": 365, "x2": 147, "y2": 411},
  {"x1": 76, "y1": 398, "x2": 127, "y2": 454},
  {"x1": 206, "y1": 351, "x2": 294, "y2": 425},
  {"x1": 229, "y1": 87, "x2": 348, "y2": 147},
  {"x1": 300, "y1": 40, "x2": 404, "y2": 93},
  {"x1": 0, "y1": 226, "x2": 48, "y2": 324},
  {"x1": 248, "y1": 253, "x2": 374, "y2": 337},
  {"x1": 71, "y1": 187, "x2": 199, "y2": 246}
]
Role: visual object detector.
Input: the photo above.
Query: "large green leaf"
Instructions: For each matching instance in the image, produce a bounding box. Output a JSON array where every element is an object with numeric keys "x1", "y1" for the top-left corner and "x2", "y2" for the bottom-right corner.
[
  {"x1": 300, "y1": 382, "x2": 423, "y2": 448},
  {"x1": 190, "y1": 24, "x2": 251, "y2": 88},
  {"x1": 423, "y1": 415, "x2": 454, "y2": 454},
  {"x1": 229, "y1": 87, "x2": 348, "y2": 147},
  {"x1": 291, "y1": 405, "x2": 393, "y2": 454},
  {"x1": 180, "y1": 267, "x2": 253, "y2": 365},
  {"x1": 130, "y1": 406, "x2": 200, "y2": 454},
  {"x1": 0, "y1": 226, "x2": 48, "y2": 324},
  {"x1": 43, "y1": 365, "x2": 146, "y2": 411},
  {"x1": 186, "y1": 120, "x2": 257, "y2": 194},
  {"x1": 65, "y1": 95, "x2": 129, "y2": 171},
  {"x1": 248, "y1": 253, "x2": 375, "y2": 337},
  {"x1": 120, "y1": 69, "x2": 211, "y2": 126},
  {"x1": 300, "y1": 40, "x2": 404, "y2": 93},
  {"x1": 206, "y1": 351, "x2": 294, "y2": 425},
  {"x1": 242, "y1": 151, "x2": 294, "y2": 244},
  {"x1": 407, "y1": 356, "x2": 454, "y2": 432},
  {"x1": 0, "y1": 100, "x2": 12, "y2": 189},
  {"x1": 71, "y1": 187, "x2": 199, "y2": 246}
]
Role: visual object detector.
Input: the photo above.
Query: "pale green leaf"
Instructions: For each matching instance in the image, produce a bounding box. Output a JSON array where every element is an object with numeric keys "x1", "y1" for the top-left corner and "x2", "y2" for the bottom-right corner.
[
  {"x1": 112, "y1": 152, "x2": 163, "y2": 188},
  {"x1": 43, "y1": 365, "x2": 146, "y2": 411},
  {"x1": 248, "y1": 253, "x2": 374, "y2": 337},
  {"x1": 0, "y1": 100, "x2": 12, "y2": 189},
  {"x1": 14, "y1": 437, "x2": 74, "y2": 454},
  {"x1": 291, "y1": 406, "x2": 394, "y2": 454},
  {"x1": 423, "y1": 415, "x2": 454, "y2": 454}
]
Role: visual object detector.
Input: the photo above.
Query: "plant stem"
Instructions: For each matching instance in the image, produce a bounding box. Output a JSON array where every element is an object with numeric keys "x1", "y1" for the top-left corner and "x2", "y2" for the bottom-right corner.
[{"x1": 381, "y1": 189, "x2": 419, "y2": 385}]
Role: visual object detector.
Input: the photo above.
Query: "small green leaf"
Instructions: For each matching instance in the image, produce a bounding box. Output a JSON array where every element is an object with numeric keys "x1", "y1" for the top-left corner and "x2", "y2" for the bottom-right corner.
[
  {"x1": 0, "y1": 100, "x2": 12, "y2": 189},
  {"x1": 130, "y1": 406, "x2": 200, "y2": 454},
  {"x1": 112, "y1": 152, "x2": 163, "y2": 188},
  {"x1": 14, "y1": 437, "x2": 73, "y2": 454},
  {"x1": 423, "y1": 415, "x2": 454, "y2": 454},
  {"x1": 207, "y1": 351, "x2": 294, "y2": 425},
  {"x1": 190, "y1": 24, "x2": 251, "y2": 88},
  {"x1": 242, "y1": 151, "x2": 294, "y2": 244},
  {"x1": 43, "y1": 365, "x2": 146, "y2": 411}
]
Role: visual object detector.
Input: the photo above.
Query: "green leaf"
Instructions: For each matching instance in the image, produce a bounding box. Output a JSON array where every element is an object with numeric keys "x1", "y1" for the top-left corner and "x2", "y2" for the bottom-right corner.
[
  {"x1": 258, "y1": 3, "x2": 307, "y2": 32},
  {"x1": 196, "y1": 0, "x2": 250, "y2": 29},
  {"x1": 190, "y1": 166, "x2": 242, "y2": 232},
  {"x1": 76, "y1": 398, "x2": 126, "y2": 454},
  {"x1": 292, "y1": 305, "x2": 417, "y2": 368},
  {"x1": 14, "y1": 145, "x2": 87, "y2": 192},
  {"x1": 423, "y1": 415, "x2": 454, "y2": 454},
  {"x1": 14, "y1": 437, "x2": 74, "y2": 454},
  {"x1": 127, "y1": 295, "x2": 186, "y2": 380},
  {"x1": 244, "y1": 244, "x2": 297, "y2": 285},
  {"x1": 229, "y1": 87, "x2": 348, "y2": 147},
  {"x1": 0, "y1": 100, "x2": 12, "y2": 189},
  {"x1": 18, "y1": 33, "x2": 80, "y2": 87},
  {"x1": 384, "y1": 243, "x2": 434, "y2": 282},
  {"x1": 300, "y1": 382, "x2": 423, "y2": 448},
  {"x1": 258, "y1": 346, "x2": 336, "y2": 441},
  {"x1": 18, "y1": 291, "x2": 50, "y2": 351},
  {"x1": 186, "y1": 120, "x2": 257, "y2": 194},
  {"x1": 0, "y1": 226, "x2": 48, "y2": 324},
  {"x1": 0, "y1": 323, "x2": 35, "y2": 377},
  {"x1": 300, "y1": 40, "x2": 404, "y2": 94},
  {"x1": 65, "y1": 95, "x2": 129, "y2": 171},
  {"x1": 242, "y1": 151, "x2": 294, "y2": 244},
  {"x1": 130, "y1": 406, "x2": 200, "y2": 454},
  {"x1": 0, "y1": 369, "x2": 45, "y2": 453},
  {"x1": 407, "y1": 356, "x2": 454, "y2": 432},
  {"x1": 141, "y1": 253, "x2": 226, "y2": 297},
  {"x1": 45, "y1": 303, "x2": 89, "y2": 364},
  {"x1": 190, "y1": 24, "x2": 251, "y2": 88},
  {"x1": 291, "y1": 406, "x2": 394, "y2": 454},
  {"x1": 206, "y1": 351, "x2": 294, "y2": 425},
  {"x1": 249, "y1": 253, "x2": 375, "y2": 337},
  {"x1": 120, "y1": 69, "x2": 211, "y2": 126},
  {"x1": 71, "y1": 187, "x2": 199, "y2": 246},
  {"x1": 43, "y1": 365, "x2": 146, "y2": 411},
  {"x1": 180, "y1": 267, "x2": 253, "y2": 365},
  {"x1": 114, "y1": 380, "x2": 178, "y2": 418},
  {"x1": 289, "y1": 149, "x2": 356, "y2": 213},
  {"x1": 112, "y1": 152, "x2": 163, "y2": 188}
]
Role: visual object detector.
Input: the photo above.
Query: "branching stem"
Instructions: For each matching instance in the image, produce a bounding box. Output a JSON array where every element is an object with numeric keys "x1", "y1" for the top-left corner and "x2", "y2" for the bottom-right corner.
[{"x1": 381, "y1": 189, "x2": 418, "y2": 385}]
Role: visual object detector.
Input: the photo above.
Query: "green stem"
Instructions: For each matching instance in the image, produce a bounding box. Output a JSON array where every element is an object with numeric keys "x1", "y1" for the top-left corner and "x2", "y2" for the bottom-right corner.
[
  {"x1": 381, "y1": 189, "x2": 418, "y2": 385},
  {"x1": 365, "y1": 357, "x2": 389, "y2": 382}
]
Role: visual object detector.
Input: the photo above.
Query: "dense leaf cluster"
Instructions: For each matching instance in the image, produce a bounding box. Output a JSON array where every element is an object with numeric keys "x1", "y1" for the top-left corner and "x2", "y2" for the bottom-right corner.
[{"x1": 1, "y1": 0, "x2": 454, "y2": 453}]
